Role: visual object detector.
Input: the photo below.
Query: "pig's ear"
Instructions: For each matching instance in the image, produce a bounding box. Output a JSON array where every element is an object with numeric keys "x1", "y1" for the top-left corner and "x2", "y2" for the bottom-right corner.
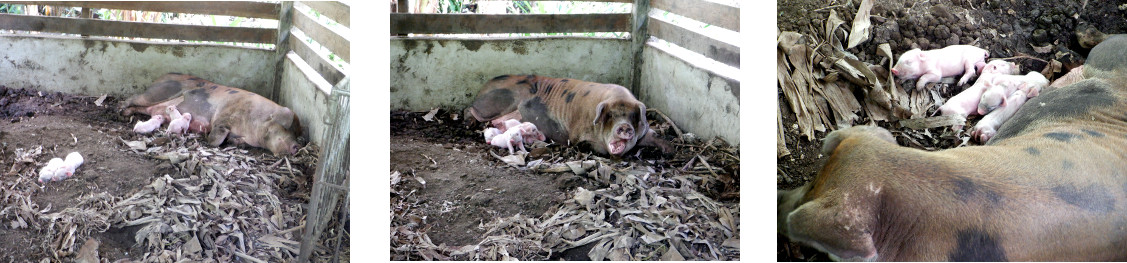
[
  {"x1": 593, "y1": 101, "x2": 607, "y2": 126},
  {"x1": 785, "y1": 199, "x2": 878, "y2": 261},
  {"x1": 636, "y1": 103, "x2": 647, "y2": 129},
  {"x1": 916, "y1": 51, "x2": 928, "y2": 61},
  {"x1": 821, "y1": 125, "x2": 895, "y2": 157}
]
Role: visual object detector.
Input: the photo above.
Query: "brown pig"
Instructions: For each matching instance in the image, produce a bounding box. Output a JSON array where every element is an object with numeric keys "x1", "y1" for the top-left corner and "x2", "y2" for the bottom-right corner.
[
  {"x1": 467, "y1": 75, "x2": 671, "y2": 156},
  {"x1": 122, "y1": 73, "x2": 303, "y2": 155}
]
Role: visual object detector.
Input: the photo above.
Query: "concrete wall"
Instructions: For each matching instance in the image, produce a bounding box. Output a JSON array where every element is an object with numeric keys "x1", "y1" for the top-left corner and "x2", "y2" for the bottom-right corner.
[
  {"x1": 636, "y1": 43, "x2": 740, "y2": 145},
  {"x1": 390, "y1": 37, "x2": 633, "y2": 111},
  {"x1": 0, "y1": 34, "x2": 275, "y2": 97},
  {"x1": 279, "y1": 52, "x2": 333, "y2": 148}
]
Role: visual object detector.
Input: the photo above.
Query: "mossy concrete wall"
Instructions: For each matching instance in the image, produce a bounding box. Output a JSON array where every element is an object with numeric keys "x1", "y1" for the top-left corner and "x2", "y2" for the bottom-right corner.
[{"x1": 636, "y1": 44, "x2": 740, "y2": 145}]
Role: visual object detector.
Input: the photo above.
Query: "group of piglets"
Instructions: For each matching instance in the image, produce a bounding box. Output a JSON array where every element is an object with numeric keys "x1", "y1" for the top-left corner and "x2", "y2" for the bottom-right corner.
[
  {"x1": 133, "y1": 105, "x2": 192, "y2": 135},
  {"x1": 38, "y1": 152, "x2": 84, "y2": 184},
  {"x1": 892, "y1": 45, "x2": 1049, "y2": 142},
  {"x1": 482, "y1": 119, "x2": 546, "y2": 155}
]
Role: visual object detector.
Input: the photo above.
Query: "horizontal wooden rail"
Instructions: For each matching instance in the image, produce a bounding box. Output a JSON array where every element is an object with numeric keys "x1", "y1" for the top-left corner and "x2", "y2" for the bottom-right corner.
[
  {"x1": 390, "y1": 13, "x2": 630, "y2": 34},
  {"x1": 648, "y1": 17, "x2": 739, "y2": 67},
  {"x1": 292, "y1": 6, "x2": 349, "y2": 62},
  {"x1": 1, "y1": 1, "x2": 279, "y2": 19},
  {"x1": 289, "y1": 30, "x2": 345, "y2": 86},
  {"x1": 299, "y1": 1, "x2": 348, "y2": 27},
  {"x1": 0, "y1": 13, "x2": 276, "y2": 43},
  {"x1": 652, "y1": 0, "x2": 738, "y2": 31}
]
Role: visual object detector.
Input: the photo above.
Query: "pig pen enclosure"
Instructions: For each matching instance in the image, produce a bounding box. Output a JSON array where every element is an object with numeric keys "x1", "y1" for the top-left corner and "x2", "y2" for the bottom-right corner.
[
  {"x1": 777, "y1": 0, "x2": 1127, "y2": 260},
  {"x1": 0, "y1": 1, "x2": 349, "y2": 262},
  {"x1": 390, "y1": 0, "x2": 740, "y2": 260}
]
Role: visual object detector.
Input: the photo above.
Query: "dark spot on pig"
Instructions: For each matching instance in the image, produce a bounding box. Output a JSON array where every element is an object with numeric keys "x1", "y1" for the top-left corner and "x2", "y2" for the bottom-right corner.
[
  {"x1": 189, "y1": 77, "x2": 202, "y2": 81},
  {"x1": 470, "y1": 89, "x2": 515, "y2": 120},
  {"x1": 196, "y1": 81, "x2": 205, "y2": 87},
  {"x1": 527, "y1": 82, "x2": 538, "y2": 94},
  {"x1": 210, "y1": 85, "x2": 218, "y2": 90},
  {"x1": 1044, "y1": 132, "x2": 1077, "y2": 142},
  {"x1": 583, "y1": 90, "x2": 590, "y2": 97},
  {"x1": 993, "y1": 80, "x2": 1116, "y2": 142},
  {"x1": 566, "y1": 92, "x2": 575, "y2": 103},
  {"x1": 491, "y1": 75, "x2": 510, "y2": 81},
  {"x1": 1083, "y1": 129, "x2": 1105, "y2": 137},
  {"x1": 146, "y1": 80, "x2": 183, "y2": 102},
  {"x1": 543, "y1": 83, "x2": 554, "y2": 96},
  {"x1": 561, "y1": 79, "x2": 569, "y2": 82},
  {"x1": 180, "y1": 89, "x2": 215, "y2": 118},
  {"x1": 949, "y1": 229, "x2": 1007, "y2": 261},
  {"x1": 1024, "y1": 147, "x2": 1040, "y2": 156},
  {"x1": 1052, "y1": 184, "x2": 1115, "y2": 213},
  {"x1": 952, "y1": 176, "x2": 1001, "y2": 205},
  {"x1": 1062, "y1": 160, "x2": 1074, "y2": 170},
  {"x1": 519, "y1": 97, "x2": 567, "y2": 143},
  {"x1": 228, "y1": 90, "x2": 238, "y2": 94}
]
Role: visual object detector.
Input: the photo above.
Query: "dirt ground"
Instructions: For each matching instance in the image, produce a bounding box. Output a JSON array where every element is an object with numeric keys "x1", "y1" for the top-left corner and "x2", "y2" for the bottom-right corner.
[
  {"x1": 777, "y1": 0, "x2": 1127, "y2": 261},
  {"x1": 0, "y1": 85, "x2": 329, "y2": 261},
  {"x1": 390, "y1": 109, "x2": 739, "y2": 260}
]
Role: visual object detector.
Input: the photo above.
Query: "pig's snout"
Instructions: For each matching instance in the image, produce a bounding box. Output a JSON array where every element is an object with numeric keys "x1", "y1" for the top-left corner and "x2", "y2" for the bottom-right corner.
[
  {"x1": 891, "y1": 68, "x2": 900, "y2": 76},
  {"x1": 615, "y1": 124, "x2": 634, "y2": 139}
]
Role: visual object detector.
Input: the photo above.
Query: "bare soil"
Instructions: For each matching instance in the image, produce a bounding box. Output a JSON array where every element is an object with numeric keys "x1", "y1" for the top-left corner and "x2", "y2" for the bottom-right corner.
[{"x1": 777, "y1": 0, "x2": 1127, "y2": 261}]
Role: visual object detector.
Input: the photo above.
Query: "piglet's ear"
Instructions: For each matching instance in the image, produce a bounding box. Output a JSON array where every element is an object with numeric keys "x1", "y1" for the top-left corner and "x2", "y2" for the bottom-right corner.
[{"x1": 917, "y1": 51, "x2": 928, "y2": 61}]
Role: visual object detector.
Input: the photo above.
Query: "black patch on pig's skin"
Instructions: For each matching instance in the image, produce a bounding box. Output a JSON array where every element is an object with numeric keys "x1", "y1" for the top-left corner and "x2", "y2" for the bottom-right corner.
[
  {"x1": 1052, "y1": 184, "x2": 1115, "y2": 213},
  {"x1": 949, "y1": 229, "x2": 1008, "y2": 261},
  {"x1": 952, "y1": 176, "x2": 1001, "y2": 205},
  {"x1": 209, "y1": 85, "x2": 218, "y2": 90},
  {"x1": 1024, "y1": 147, "x2": 1040, "y2": 155},
  {"x1": 189, "y1": 77, "x2": 202, "y2": 81},
  {"x1": 991, "y1": 80, "x2": 1117, "y2": 142},
  {"x1": 179, "y1": 88, "x2": 215, "y2": 120},
  {"x1": 1044, "y1": 132, "x2": 1077, "y2": 142},
  {"x1": 491, "y1": 75, "x2": 510, "y2": 81},
  {"x1": 519, "y1": 97, "x2": 568, "y2": 143},
  {"x1": 196, "y1": 81, "x2": 205, "y2": 87},
  {"x1": 470, "y1": 89, "x2": 516, "y2": 120},
  {"x1": 145, "y1": 80, "x2": 183, "y2": 103},
  {"x1": 583, "y1": 90, "x2": 590, "y2": 97},
  {"x1": 543, "y1": 82, "x2": 554, "y2": 96},
  {"x1": 527, "y1": 81, "x2": 537, "y2": 94},
  {"x1": 561, "y1": 79, "x2": 569, "y2": 82},
  {"x1": 1083, "y1": 129, "x2": 1105, "y2": 137},
  {"x1": 566, "y1": 92, "x2": 576, "y2": 103},
  {"x1": 228, "y1": 90, "x2": 238, "y2": 94}
]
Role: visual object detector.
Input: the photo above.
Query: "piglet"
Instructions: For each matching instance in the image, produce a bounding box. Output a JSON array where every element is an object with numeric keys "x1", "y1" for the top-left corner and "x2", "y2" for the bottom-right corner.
[
  {"x1": 166, "y1": 105, "x2": 182, "y2": 120},
  {"x1": 892, "y1": 45, "x2": 990, "y2": 90},
  {"x1": 977, "y1": 72, "x2": 1049, "y2": 115},
  {"x1": 497, "y1": 119, "x2": 522, "y2": 132},
  {"x1": 971, "y1": 90, "x2": 1028, "y2": 143},
  {"x1": 489, "y1": 128, "x2": 525, "y2": 155},
  {"x1": 937, "y1": 60, "x2": 1020, "y2": 121},
  {"x1": 166, "y1": 112, "x2": 192, "y2": 135},
  {"x1": 38, "y1": 158, "x2": 64, "y2": 183},
  {"x1": 60, "y1": 152, "x2": 84, "y2": 177},
  {"x1": 513, "y1": 122, "x2": 546, "y2": 144},
  {"x1": 483, "y1": 127, "x2": 502, "y2": 142},
  {"x1": 133, "y1": 115, "x2": 165, "y2": 134}
]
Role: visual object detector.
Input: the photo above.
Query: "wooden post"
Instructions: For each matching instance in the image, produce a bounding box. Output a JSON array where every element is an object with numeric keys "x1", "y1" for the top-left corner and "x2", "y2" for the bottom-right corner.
[
  {"x1": 395, "y1": 0, "x2": 408, "y2": 36},
  {"x1": 271, "y1": 1, "x2": 294, "y2": 102},
  {"x1": 629, "y1": 0, "x2": 651, "y2": 95},
  {"x1": 79, "y1": 5, "x2": 92, "y2": 38}
]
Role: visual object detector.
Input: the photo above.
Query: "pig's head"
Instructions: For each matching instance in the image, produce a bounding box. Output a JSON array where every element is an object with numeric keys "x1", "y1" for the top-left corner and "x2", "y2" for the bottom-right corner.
[
  {"x1": 263, "y1": 124, "x2": 301, "y2": 156},
  {"x1": 779, "y1": 125, "x2": 894, "y2": 261},
  {"x1": 982, "y1": 60, "x2": 1019, "y2": 75},
  {"x1": 891, "y1": 48, "x2": 925, "y2": 79},
  {"x1": 978, "y1": 82, "x2": 1014, "y2": 115},
  {"x1": 593, "y1": 98, "x2": 648, "y2": 156}
]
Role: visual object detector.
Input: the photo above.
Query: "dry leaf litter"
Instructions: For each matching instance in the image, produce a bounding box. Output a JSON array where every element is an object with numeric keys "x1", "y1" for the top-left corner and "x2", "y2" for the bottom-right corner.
[{"x1": 0, "y1": 133, "x2": 339, "y2": 262}]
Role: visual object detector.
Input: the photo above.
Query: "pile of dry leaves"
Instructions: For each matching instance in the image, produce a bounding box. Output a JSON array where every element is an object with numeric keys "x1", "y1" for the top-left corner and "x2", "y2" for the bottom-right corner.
[{"x1": 0, "y1": 133, "x2": 337, "y2": 262}]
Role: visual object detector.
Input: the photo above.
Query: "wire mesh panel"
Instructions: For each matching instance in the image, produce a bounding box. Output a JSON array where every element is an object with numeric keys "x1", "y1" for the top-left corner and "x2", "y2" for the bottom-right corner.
[{"x1": 299, "y1": 76, "x2": 350, "y2": 262}]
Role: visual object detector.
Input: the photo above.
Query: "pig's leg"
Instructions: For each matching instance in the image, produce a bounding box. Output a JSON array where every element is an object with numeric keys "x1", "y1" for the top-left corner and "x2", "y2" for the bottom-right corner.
[
  {"x1": 489, "y1": 111, "x2": 523, "y2": 128},
  {"x1": 916, "y1": 73, "x2": 941, "y2": 90},
  {"x1": 958, "y1": 62, "x2": 977, "y2": 86}
]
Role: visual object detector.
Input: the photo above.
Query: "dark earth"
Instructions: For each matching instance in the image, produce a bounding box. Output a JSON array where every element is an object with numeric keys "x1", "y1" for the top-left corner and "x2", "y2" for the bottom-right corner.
[{"x1": 778, "y1": 0, "x2": 1127, "y2": 261}]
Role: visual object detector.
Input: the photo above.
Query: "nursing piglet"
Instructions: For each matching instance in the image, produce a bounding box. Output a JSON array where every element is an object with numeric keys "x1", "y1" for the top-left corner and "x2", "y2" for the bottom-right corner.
[
  {"x1": 971, "y1": 90, "x2": 1028, "y2": 143},
  {"x1": 977, "y1": 72, "x2": 1049, "y2": 115},
  {"x1": 489, "y1": 129, "x2": 525, "y2": 154},
  {"x1": 937, "y1": 60, "x2": 1019, "y2": 120}
]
